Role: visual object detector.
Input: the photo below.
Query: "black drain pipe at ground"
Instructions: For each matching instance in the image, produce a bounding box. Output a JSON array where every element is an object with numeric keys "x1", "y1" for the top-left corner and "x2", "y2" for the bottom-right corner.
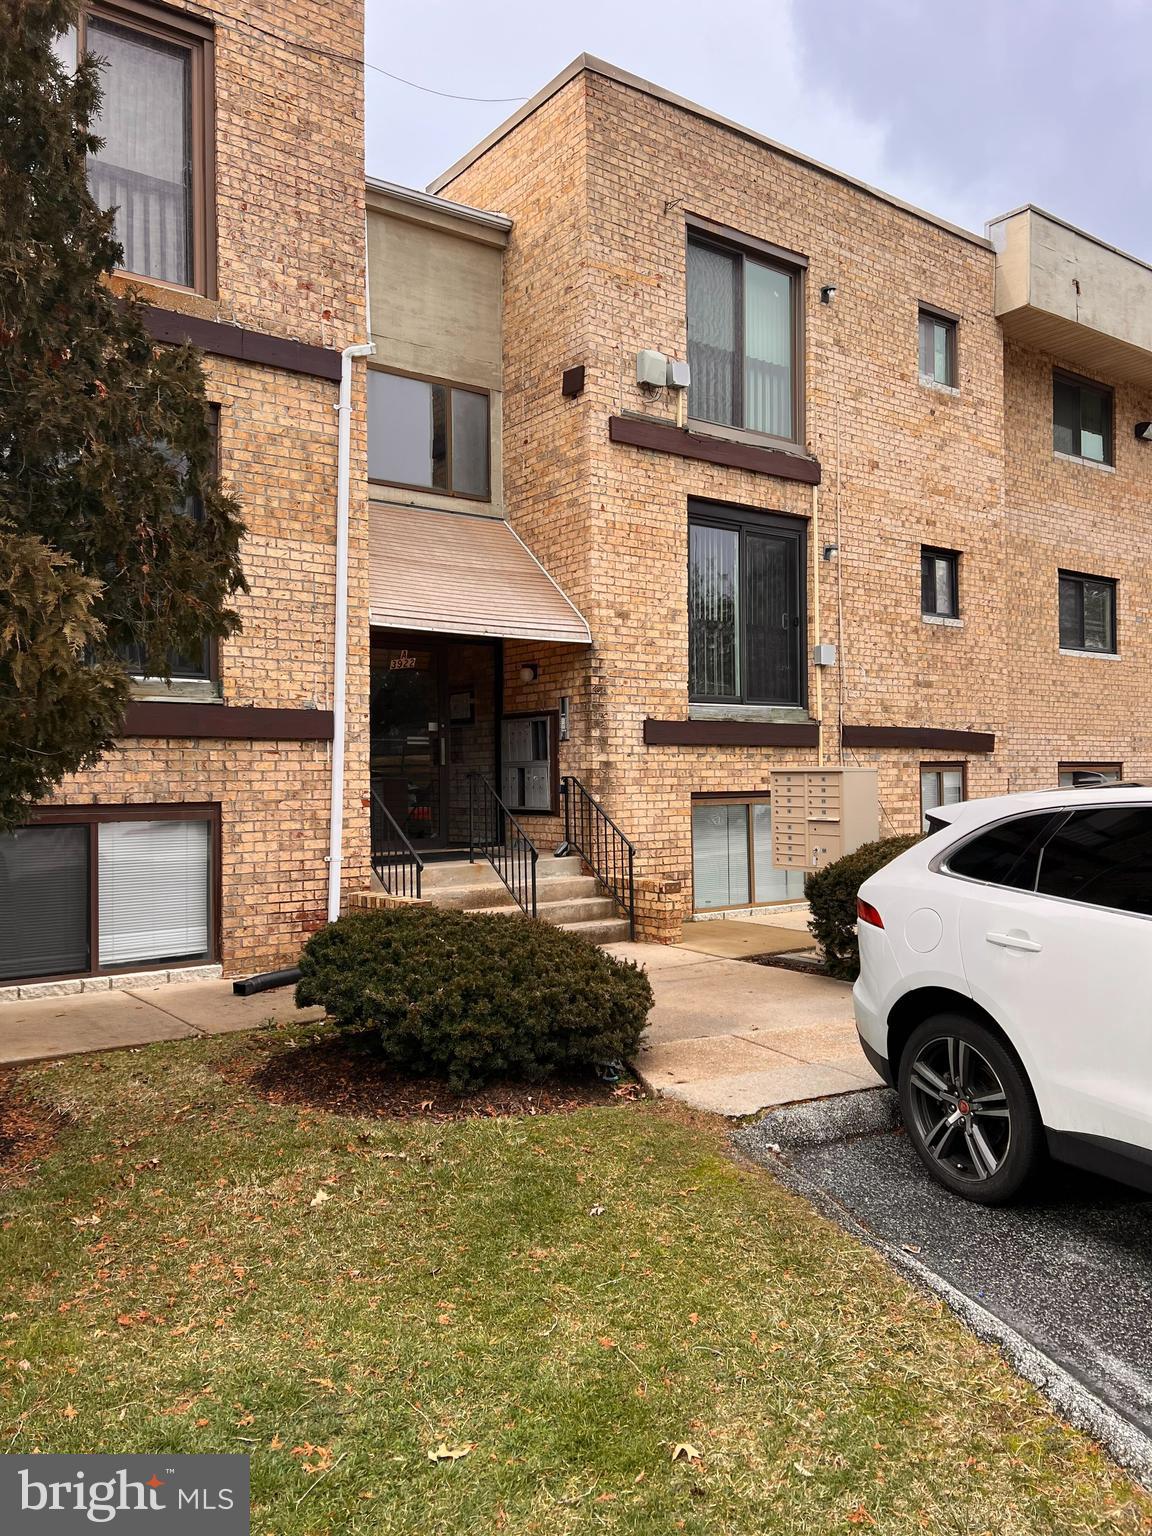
[{"x1": 232, "y1": 968, "x2": 302, "y2": 997}]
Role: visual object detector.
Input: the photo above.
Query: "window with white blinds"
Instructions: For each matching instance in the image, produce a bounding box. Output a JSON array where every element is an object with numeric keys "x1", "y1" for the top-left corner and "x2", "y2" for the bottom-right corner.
[{"x1": 98, "y1": 819, "x2": 210, "y2": 967}]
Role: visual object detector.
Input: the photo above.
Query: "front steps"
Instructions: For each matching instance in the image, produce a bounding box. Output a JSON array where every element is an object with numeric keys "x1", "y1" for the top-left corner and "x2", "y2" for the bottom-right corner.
[{"x1": 417, "y1": 854, "x2": 631, "y2": 944}]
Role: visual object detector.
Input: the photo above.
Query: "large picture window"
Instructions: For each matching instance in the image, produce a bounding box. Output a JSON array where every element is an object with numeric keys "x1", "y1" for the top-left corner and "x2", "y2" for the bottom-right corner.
[
  {"x1": 691, "y1": 798, "x2": 805, "y2": 910},
  {"x1": 0, "y1": 807, "x2": 217, "y2": 984},
  {"x1": 687, "y1": 226, "x2": 803, "y2": 442},
  {"x1": 61, "y1": 3, "x2": 216, "y2": 294},
  {"x1": 688, "y1": 502, "x2": 805, "y2": 706},
  {"x1": 367, "y1": 369, "x2": 490, "y2": 499}
]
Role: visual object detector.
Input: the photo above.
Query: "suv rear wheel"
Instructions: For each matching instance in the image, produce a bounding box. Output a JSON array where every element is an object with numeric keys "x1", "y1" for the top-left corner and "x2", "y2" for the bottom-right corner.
[{"x1": 898, "y1": 1013, "x2": 1042, "y2": 1204}]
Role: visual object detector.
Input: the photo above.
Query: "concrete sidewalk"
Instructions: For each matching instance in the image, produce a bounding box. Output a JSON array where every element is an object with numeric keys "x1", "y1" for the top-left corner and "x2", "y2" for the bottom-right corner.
[
  {"x1": 606, "y1": 941, "x2": 880, "y2": 1116},
  {"x1": 0, "y1": 981, "x2": 323, "y2": 1065}
]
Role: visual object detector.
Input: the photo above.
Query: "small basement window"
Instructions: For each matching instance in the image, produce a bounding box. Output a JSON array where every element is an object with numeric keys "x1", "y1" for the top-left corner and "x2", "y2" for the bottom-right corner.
[
  {"x1": 691, "y1": 797, "x2": 805, "y2": 910},
  {"x1": 0, "y1": 808, "x2": 216, "y2": 985}
]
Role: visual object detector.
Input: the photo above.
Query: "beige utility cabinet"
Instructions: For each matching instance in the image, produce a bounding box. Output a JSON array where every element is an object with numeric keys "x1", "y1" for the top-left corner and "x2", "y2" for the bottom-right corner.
[{"x1": 769, "y1": 768, "x2": 880, "y2": 871}]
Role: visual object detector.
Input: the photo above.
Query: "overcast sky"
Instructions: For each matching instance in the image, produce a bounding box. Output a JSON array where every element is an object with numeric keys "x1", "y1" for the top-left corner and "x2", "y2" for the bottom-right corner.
[{"x1": 365, "y1": 0, "x2": 1151, "y2": 259}]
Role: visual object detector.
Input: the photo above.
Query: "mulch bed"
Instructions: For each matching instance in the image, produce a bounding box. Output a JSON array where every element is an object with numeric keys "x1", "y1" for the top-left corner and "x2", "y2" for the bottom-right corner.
[
  {"x1": 0, "y1": 1070, "x2": 65, "y2": 1185},
  {"x1": 224, "y1": 1032, "x2": 645, "y2": 1122}
]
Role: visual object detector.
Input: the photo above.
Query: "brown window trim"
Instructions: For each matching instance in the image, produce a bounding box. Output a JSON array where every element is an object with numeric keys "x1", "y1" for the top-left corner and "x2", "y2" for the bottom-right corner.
[
  {"x1": 500, "y1": 709, "x2": 560, "y2": 814},
  {"x1": 920, "y1": 761, "x2": 967, "y2": 827},
  {"x1": 367, "y1": 364, "x2": 492, "y2": 503},
  {"x1": 609, "y1": 415, "x2": 821, "y2": 484},
  {"x1": 78, "y1": 0, "x2": 217, "y2": 299},
  {"x1": 842, "y1": 725, "x2": 994, "y2": 753},
  {"x1": 684, "y1": 216, "x2": 807, "y2": 449},
  {"x1": 11, "y1": 803, "x2": 222, "y2": 987}
]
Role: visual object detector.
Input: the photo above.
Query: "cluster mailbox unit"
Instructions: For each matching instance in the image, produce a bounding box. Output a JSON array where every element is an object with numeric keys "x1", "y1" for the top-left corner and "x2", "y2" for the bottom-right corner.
[{"x1": 768, "y1": 768, "x2": 880, "y2": 871}]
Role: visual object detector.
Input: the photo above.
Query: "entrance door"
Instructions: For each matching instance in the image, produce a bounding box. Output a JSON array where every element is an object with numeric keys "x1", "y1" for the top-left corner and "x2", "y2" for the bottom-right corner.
[
  {"x1": 370, "y1": 636, "x2": 498, "y2": 851},
  {"x1": 370, "y1": 644, "x2": 445, "y2": 847}
]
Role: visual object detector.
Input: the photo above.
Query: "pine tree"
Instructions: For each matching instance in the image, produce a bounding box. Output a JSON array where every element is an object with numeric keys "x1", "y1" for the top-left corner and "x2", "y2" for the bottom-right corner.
[{"x1": 0, "y1": 0, "x2": 246, "y2": 830}]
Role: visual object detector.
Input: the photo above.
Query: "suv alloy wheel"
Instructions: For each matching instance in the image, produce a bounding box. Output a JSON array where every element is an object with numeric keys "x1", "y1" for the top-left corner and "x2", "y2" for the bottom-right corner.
[{"x1": 898, "y1": 1014, "x2": 1043, "y2": 1204}]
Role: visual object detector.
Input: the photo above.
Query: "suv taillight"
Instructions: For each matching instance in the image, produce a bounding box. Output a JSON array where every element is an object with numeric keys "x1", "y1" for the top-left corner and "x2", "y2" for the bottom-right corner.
[{"x1": 856, "y1": 897, "x2": 884, "y2": 929}]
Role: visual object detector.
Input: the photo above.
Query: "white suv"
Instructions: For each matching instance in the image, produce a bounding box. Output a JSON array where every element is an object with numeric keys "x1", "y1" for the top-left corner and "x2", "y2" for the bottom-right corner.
[{"x1": 853, "y1": 786, "x2": 1152, "y2": 1203}]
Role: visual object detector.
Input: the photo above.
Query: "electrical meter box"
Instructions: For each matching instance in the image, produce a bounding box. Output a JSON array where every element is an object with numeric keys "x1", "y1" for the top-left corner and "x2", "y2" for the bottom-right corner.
[{"x1": 768, "y1": 767, "x2": 880, "y2": 871}]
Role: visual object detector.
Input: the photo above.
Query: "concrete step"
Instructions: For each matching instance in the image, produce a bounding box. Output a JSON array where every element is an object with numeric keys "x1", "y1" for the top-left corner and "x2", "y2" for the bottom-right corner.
[
  {"x1": 560, "y1": 916, "x2": 632, "y2": 944},
  {"x1": 469, "y1": 895, "x2": 620, "y2": 925},
  {"x1": 419, "y1": 855, "x2": 584, "y2": 891},
  {"x1": 426, "y1": 874, "x2": 600, "y2": 910}
]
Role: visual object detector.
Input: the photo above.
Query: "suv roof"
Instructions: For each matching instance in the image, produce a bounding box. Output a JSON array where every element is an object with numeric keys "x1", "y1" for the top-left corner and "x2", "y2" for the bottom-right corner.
[{"x1": 927, "y1": 783, "x2": 1152, "y2": 833}]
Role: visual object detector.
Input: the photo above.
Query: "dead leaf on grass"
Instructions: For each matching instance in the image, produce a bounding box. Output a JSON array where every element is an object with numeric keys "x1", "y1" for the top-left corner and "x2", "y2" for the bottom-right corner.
[
  {"x1": 309, "y1": 1189, "x2": 330, "y2": 1208},
  {"x1": 427, "y1": 1442, "x2": 474, "y2": 1462},
  {"x1": 671, "y1": 1443, "x2": 701, "y2": 1462}
]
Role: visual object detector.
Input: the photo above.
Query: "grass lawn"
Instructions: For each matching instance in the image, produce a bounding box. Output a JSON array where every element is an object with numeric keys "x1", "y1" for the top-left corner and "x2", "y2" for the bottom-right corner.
[{"x1": 2, "y1": 1021, "x2": 1149, "y2": 1534}]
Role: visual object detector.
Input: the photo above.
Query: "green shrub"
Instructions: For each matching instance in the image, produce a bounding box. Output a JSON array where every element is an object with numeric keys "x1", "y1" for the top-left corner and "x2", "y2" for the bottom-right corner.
[
  {"x1": 295, "y1": 904, "x2": 654, "y2": 1092},
  {"x1": 804, "y1": 834, "x2": 921, "y2": 980}
]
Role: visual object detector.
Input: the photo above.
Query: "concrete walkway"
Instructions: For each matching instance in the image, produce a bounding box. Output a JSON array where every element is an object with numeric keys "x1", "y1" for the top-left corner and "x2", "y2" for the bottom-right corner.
[
  {"x1": 606, "y1": 941, "x2": 881, "y2": 1116},
  {"x1": 0, "y1": 981, "x2": 323, "y2": 1065}
]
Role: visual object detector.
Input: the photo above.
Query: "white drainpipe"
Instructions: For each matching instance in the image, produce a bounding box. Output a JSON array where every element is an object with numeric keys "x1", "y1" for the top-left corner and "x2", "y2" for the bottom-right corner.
[{"x1": 327, "y1": 339, "x2": 375, "y2": 922}]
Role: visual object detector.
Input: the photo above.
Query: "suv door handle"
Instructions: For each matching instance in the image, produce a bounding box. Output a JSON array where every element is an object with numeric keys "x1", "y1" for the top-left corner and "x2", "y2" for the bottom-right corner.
[{"x1": 986, "y1": 931, "x2": 1042, "y2": 953}]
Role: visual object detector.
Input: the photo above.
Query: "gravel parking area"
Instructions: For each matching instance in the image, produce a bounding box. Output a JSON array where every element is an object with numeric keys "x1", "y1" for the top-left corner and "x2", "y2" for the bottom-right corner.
[{"x1": 736, "y1": 1090, "x2": 1152, "y2": 1480}]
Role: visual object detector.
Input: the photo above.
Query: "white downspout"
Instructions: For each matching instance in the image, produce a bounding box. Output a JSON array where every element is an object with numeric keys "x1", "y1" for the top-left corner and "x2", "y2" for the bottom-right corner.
[{"x1": 327, "y1": 339, "x2": 375, "y2": 922}]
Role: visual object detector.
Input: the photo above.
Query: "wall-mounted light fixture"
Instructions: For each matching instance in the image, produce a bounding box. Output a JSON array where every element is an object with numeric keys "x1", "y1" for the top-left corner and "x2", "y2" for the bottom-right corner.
[
  {"x1": 519, "y1": 663, "x2": 539, "y2": 684},
  {"x1": 820, "y1": 284, "x2": 837, "y2": 305}
]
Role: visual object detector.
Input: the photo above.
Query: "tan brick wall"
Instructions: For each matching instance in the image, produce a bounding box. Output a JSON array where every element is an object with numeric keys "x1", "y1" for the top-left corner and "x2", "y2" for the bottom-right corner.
[
  {"x1": 446, "y1": 72, "x2": 1009, "y2": 938},
  {"x1": 999, "y1": 341, "x2": 1152, "y2": 788},
  {"x1": 39, "y1": 0, "x2": 368, "y2": 979}
]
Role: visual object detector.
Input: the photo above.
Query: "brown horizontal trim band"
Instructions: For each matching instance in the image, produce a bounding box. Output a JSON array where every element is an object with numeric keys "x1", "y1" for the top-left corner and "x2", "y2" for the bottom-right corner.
[
  {"x1": 609, "y1": 415, "x2": 821, "y2": 484},
  {"x1": 842, "y1": 725, "x2": 996, "y2": 753},
  {"x1": 141, "y1": 306, "x2": 342, "y2": 381},
  {"x1": 645, "y1": 718, "x2": 820, "y2": 747},
  {"x1": 122, "y1": 702, "x2": 335, "y2": 740}
]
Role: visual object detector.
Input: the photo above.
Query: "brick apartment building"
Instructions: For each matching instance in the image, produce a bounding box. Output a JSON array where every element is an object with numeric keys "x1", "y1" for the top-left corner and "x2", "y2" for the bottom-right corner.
[
  {"x1": 371, "y1": 55, "x2": 1152, "y2": 941},
  {"x1": 7, "y1": 41, "x2": 1152, "y2": 988},
  {"x1": 0, "y1": 0, "x2": 370, "y2": 994}
]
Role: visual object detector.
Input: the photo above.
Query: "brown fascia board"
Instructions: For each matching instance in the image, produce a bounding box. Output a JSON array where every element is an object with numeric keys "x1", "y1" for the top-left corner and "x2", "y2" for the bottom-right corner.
[{"x1": 428, "y1": 54, "x2": 993, "y2": 253}]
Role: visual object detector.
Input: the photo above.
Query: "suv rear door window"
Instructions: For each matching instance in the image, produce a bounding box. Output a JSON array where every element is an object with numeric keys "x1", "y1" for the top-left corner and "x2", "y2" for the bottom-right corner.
[
  {"x1": 945, "y1": 814, "x2": 1058, "y2": 889},
  {"x1": 1036, "y1": 807, "x2": 1152, "y2": 916}
]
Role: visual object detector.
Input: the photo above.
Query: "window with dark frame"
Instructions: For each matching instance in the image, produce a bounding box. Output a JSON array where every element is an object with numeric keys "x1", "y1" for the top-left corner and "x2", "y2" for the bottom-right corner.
[
  {"x1": 1058, "y1": 763, "x2": 1122, "y2": 788},
  {"x1": 0, "y1": 807, "x2": 216, "y2": 984},
  {"x1": 688, "y1": 501, "x2": 806, "y2": 707},
  {"x1": 920, "y1": 546, "x2": 959, "y2": 618},
  {"x1": 686, "y1": 228, "x2": 802, "y2": 442},
  {"x1": 1059, "y1": 570, "x2": 1117, "y2": 654},
  {"x1": 367, "y1": 369, "x2": 490, "y2": 499},
  {"x1": 920, "y1": 763, "x2": 965, "y2": 831},
  {"x1": 918, "y1": 308, "x2": 957, "y2": 388},
  {"x1": 1053, "y1": 372, "x2": 1113, "y2": 463},
  {"x1": 60, "y1": 2, "x2": 216, "y2": 294},
  {"x1": 117, "y1": 406, "x2": 220, "y2": 685}
]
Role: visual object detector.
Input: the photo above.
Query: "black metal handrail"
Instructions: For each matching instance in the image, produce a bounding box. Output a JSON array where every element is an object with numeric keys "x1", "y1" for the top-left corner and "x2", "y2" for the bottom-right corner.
[
  {"x1": 561, "y1": 776, "x2": 636, "y2": 940},
  {"x1": 468, "y1": 773, "x2": 538, "y2": 917},
  {"x1": 369, "y1": 784, "x2": 424, "y2": 899}
]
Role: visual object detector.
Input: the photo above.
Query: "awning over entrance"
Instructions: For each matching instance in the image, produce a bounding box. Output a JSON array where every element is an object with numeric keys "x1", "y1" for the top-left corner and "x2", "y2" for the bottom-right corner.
[{"x1": 369, "y1": 504, "x2": 591, "y2": 644}]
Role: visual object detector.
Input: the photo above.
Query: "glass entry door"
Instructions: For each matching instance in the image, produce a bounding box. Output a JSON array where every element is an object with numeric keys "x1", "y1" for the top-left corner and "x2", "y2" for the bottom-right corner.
[
  {"x1": 370, "y1": 636, "x2": 499, "y2": 851},
  {"x1": 370, "y1": 645, "x2": 445, "y2": 847}
]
